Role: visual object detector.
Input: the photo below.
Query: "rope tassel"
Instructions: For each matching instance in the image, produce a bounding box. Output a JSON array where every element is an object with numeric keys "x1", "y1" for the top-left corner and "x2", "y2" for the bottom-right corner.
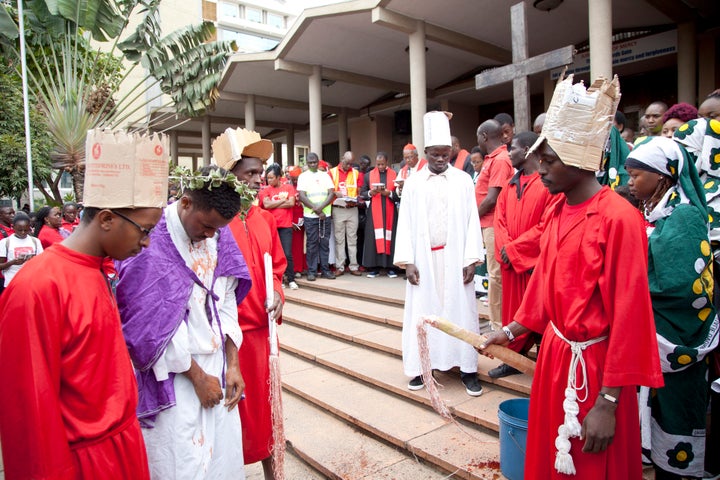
[{"x1": 265, "y1": 253, "x2": 285, "y2": 480}]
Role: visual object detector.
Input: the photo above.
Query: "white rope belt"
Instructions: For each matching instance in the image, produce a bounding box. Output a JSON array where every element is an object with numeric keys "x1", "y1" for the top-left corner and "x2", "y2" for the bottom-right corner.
[{"x1": 550, "y1": 321, "x2": 608, "y2": 475}]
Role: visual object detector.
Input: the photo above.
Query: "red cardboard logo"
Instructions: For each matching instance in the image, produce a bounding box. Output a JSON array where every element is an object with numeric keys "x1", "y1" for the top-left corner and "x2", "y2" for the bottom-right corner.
[
  {"x1": 154, "y1": 144, "x2": 163, "y2": 156},
  {"x1": 92, "y1": 143, "x2": 102, "y2": 159}
]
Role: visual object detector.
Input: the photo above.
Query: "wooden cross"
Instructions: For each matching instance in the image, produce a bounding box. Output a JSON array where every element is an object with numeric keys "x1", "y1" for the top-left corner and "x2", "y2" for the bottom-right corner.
[{"x1": 475, "y1": 2, "x2": 575, "y2": 132}]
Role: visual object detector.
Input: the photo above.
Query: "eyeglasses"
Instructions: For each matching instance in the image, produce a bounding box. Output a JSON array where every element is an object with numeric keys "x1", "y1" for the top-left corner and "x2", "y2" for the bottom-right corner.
[{"x1": 111, "y1": 210, "x2": 153, "y2": 239}]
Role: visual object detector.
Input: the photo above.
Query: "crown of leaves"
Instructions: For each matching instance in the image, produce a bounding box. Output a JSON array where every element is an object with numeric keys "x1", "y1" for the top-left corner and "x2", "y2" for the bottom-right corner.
[{"x1": 170, "y1": 165, "x2": 256, "y2": 215}]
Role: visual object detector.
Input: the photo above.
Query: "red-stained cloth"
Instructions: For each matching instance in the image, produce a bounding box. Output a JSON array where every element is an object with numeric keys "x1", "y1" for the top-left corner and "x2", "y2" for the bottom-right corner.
[
  {"x1": 515, "y1": 187, "x2": 663, "y2": 479},
  {"x1": 0, "y1": 244, "x2": 149, "y2": 479},
  {"x1": 228, "y1": 206, "x2": 287, "y2": 464},
  {"x1": 493, "y1": 171, "x2": 560, "y2": 353}
]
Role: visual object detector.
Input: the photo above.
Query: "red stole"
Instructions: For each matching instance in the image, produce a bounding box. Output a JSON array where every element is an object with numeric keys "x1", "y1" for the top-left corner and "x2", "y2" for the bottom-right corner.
[
  {"x1": 370, "y1": 168, "x2": 396, "y2": 254},
  {"x1": 454, "y1": 149, "x2": 469, "y2": 170}
]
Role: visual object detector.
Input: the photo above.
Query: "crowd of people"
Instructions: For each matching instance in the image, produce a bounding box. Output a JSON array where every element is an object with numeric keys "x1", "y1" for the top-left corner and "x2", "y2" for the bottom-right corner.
[{"x1": 0, "y1": 83, "x2": 719, "y2": 480}]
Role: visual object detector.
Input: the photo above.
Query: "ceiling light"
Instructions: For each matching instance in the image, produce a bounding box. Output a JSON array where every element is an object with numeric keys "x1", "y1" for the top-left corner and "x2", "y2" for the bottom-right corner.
[{"x1": 533, "y1": 0, "x2": 563, "y2": 12}]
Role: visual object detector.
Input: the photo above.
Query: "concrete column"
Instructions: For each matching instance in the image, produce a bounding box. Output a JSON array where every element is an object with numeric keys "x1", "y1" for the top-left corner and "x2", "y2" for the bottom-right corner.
[
  {"x1": 309, "y1": 65, "x2": 323, "y2": 155},
  {"x1": 245, "y1": 94, "x2": 256, "y2": 131},
  {"x1": 338, "y1": 108, "x2": 348, "y2": 154},
  {"x1": 544, "y1": 73, "x2": 555, "y2": 111},
  {"x1": 202, "y1": 115, "x2": 211, "y2": 166},
  {"x1": 273, "y1": 142, "x2": 282, "y2": 166},
  {"x1": 408, "y1": 20, "x2": 427, "y2": 154},
  {"x1": 677, "y1": 22, "x2": 698, "y2": 105},
  {"x1": 698, "y1": 34, "x2": 716, "y2": 100},
  {"x1": 191, "y1": 155, "x2": 198, "y2": 171},
  {"x1": 170, "y1": 130, "x2": 179, "y2": 166},
  {"x1": 287, "y1": 124, "x2": 295, "y2": 166},
  {"x1": 588, "y1": 0, "x2": 612, "y2": 80}
]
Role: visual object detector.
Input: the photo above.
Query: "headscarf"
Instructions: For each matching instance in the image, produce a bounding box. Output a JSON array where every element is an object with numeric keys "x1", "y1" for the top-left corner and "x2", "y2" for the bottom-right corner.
[{"x1": 626, "y1": 136, "x2": 706, "y2": 224}]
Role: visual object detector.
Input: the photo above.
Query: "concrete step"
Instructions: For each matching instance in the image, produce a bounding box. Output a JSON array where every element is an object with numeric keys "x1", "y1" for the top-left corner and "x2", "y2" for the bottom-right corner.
[
  {"x1": 281, "y1": 390, "x2": 451, "y2": 479},
  {"x1": 280, "y1": 307, "x2": 532, "y2": 398},
  {"x1": 283, "y1": 287, "x2": 405, "y2": 329},
  {"x1": 279, "y1": 322, "x2": 530, "y2": 433},
  {"x1": 244, "y1": 445, "x2": 325, "y2": 479},
  {"x1": 281, "y1": 354, "x2": 503, "y2": 480},
  {"x1": 290, "y1": 275, "x2": 491, "y2": 321}
]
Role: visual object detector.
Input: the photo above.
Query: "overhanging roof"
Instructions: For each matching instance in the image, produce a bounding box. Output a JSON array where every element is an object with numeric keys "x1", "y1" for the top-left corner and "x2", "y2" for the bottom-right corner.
[{"x1": 160, "y1": 0, "x2": 690, "y2": 155}]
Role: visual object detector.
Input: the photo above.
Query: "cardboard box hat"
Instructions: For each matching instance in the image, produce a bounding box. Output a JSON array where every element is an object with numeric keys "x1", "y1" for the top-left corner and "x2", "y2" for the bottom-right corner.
[
  {"x1": 529, "y1": 74, "x2": 621, "y2": 171},
  {"x1": 84, "y1": 130, "x2": 169, "y2": 209},
  {"x1": 212, "y1": 127, "x2": 274, "y2": 171}
]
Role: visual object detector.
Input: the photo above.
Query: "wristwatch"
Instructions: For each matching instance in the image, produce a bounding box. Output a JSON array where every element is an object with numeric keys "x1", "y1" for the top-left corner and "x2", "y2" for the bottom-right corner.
[
  {"x1": 598, "y1": 392, "x2": 619, "y2": 404},
  {"x1": 501, "y1": 326, "x2": 515, "y2": 343}
]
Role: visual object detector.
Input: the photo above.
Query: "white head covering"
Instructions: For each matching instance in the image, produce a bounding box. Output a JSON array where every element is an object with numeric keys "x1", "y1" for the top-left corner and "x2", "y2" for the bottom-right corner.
[
  {"x1": 84, "y1": 130, "x2": 169, "y2": 209},
  {"x1": 529, "y1": 74, "x2": 621, "y2": 171},
  {"x1": 423, "y1": 111, "x2": 452, "y2": 148}
]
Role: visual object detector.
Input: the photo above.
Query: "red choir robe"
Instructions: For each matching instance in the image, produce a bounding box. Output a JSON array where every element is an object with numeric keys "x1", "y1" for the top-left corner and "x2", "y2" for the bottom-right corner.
[
  {"x1": 0, "y1": 244, "x2": 149, "y2": 480},
  {"x1": 228, "y1": 206, "x2": 287, "y2": 464},
  {"x1": 493, "y1": 171, "x2": 560, "y2": 353},
  {"x1": 515, "y1": 187, "x2": 663, "y2": 479}
]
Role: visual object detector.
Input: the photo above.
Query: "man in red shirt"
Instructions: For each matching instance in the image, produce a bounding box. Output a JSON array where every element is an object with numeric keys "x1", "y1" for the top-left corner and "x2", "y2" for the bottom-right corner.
[
  {"x1": 328, "y1": 151, "x2": 364, "y2": 276},
  {"x1": 490, "y1": 131, "x2": 560, "y2": 378},
  {"x1": 475, "y1": 119, "x2": 514, "y2": 331}
]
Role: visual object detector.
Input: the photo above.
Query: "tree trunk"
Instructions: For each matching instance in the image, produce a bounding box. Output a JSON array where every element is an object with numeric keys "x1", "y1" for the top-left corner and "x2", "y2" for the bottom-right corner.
[{"x1": 71, "y1": 164, "x2": 85, "y2": 203}]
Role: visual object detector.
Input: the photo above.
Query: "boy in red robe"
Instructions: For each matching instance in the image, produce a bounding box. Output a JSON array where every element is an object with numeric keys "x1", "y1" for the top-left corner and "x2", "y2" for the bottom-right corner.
[
  {"x1": 489, "y1": 131, "x2": 560, "y2": 378},
  {"x1": 214, "y1": 129, "x2": 287, "y2": 479},
  {"x1": 0, "y1": 130, "x2": 169, "y2": 479},
  {"x1": 482, "y1": 76, "x2": 663, "y2": 478}
]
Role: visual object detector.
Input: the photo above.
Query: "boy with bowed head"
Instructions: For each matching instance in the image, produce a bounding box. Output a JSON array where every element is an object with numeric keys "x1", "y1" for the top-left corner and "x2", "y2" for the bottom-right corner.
[{"x1": 0, "y1": 130, "x2": 169, "y2": 479}]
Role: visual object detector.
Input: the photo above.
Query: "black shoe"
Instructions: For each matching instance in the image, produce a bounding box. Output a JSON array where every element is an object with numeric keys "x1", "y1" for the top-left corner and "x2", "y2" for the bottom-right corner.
[
  {"x1": 488, "y1": 363, "x2": 521, "y2": 379},
  {"x1": 307, "y1": 274, "x2": 316, "y2": 281},
  {"x1": 460, "y1": 372, "x2": 483, "y2": 397},
  {"x1": 407, "y1": 375, "x2": 424, "y2": 391},
  {"x1": 321, "y1": 272, "x2": 336, "y2": 280}
]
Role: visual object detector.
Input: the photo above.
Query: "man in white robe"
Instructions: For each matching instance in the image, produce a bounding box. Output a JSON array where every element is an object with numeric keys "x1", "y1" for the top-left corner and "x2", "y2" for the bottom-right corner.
[
  {"x1": 117, "y1": 166, "x2": 251, "y2": 480},
  {"x1": 394, "y1": 111, "x2": 485, "y2": 396}
]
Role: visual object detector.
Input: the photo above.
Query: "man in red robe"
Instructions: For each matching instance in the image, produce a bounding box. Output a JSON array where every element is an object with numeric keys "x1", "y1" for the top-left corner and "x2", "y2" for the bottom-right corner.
[
  {"x1": 216, "y1": 133, "x2": 287, "y2": 479},
  {"x1": 482, "y1": 76, "x2": 663, "y2": 478},
  {"x1": 489, "y1": 131, "x2": 560, "y2": 378},
  {"x1": 0, "y1": 131, "x2": 168, "y2": 479}
]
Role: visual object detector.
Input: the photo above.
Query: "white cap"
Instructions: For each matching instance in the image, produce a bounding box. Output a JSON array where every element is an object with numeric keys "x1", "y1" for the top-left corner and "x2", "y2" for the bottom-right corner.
[
  {"x1": 423, "y1": 111, "x2": 453, "y2": 148},
  {"x1": 84, "y1": 130, "x2": 169, "y2": 209}
]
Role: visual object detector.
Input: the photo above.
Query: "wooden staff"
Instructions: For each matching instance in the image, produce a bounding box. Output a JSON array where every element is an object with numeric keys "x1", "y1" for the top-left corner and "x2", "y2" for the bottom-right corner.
[{"x1": 423, "y1": 316, "x2": 536, "y2": 376}]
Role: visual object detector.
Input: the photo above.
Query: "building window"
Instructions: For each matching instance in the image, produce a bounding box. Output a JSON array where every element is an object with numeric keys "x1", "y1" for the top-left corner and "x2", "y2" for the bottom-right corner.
[
  {"x1": 266, "y1": 12, "x2": 285, "y2": 29},
  {"x1": 218, "y1": 1, "x2": 239, "y2": 19},
  {"x1": 245, "y1": 6, "x2": 263, "y2": 23},
  {"x1": 219, "y1": 29, "x2": 279, "y2": 52}
]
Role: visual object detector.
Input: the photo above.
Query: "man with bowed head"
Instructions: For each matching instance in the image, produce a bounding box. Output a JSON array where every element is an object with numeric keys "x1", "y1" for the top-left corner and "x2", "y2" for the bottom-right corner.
[
  {"x1": 481, "y1": 75, "x2": 663, "y2": 479},
  {"x1": 0, "y1": 130, "x2": 169, "y2": 479},
  {"x1": 116, "y1": 161, "x2": 251, "y2": 479},
  {"x1": 394, "y1": 111, "x2": 484, "y2": 396}
]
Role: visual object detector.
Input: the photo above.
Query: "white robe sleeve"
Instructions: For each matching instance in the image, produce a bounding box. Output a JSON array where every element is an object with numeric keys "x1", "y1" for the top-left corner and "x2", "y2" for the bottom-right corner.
[
  {"x1": 462, "y1": 177, "x2": 484, "y2": 267},
  {"x1": 219, "y1": 277, "x2": 243, "y2": 349},
  {"x1": 152, "y1": 320, "x2": 192, "y2": 381},
  {"x1": 393, "y1": 177, "x2": 416, "y2": 267}
]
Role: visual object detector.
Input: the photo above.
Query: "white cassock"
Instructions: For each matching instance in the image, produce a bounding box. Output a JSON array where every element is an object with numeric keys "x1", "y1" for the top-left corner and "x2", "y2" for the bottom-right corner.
[
  {"x1": 142, "y1": 203, "x2": 245, "y2": 480},
  {"x1": 393, "y1": 165, "x2": 484, "y2": 376}
]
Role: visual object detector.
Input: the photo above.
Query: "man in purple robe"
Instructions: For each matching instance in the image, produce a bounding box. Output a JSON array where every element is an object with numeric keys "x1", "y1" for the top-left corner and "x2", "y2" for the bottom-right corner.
[{"x1": 116, "y1": 165, "x2": 252, "y2": 479}]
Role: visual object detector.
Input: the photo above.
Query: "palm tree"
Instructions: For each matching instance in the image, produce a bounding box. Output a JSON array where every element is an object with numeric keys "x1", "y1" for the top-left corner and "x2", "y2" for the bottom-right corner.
[{"x1": 0, "y1": 0, "x2": 237, "y2": 201}]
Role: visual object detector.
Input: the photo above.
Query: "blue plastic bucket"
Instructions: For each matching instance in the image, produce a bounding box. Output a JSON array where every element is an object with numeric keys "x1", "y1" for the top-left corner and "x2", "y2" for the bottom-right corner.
[{"x1": 498, "y1": 398, "x2": 530, "y2": 480}]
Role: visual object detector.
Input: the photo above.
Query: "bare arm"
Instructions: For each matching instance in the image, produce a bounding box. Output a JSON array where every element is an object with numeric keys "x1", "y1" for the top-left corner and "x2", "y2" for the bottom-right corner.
[{"x1": 477, "y1": 186, "x2": 501, "y2": 218}]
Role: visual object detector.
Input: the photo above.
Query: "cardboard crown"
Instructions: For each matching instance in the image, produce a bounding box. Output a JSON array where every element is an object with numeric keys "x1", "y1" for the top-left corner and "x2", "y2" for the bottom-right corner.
[
  {"x1": 212, "y1": 127, "x2": 274, "y2": 171},
  {"x1": 84, "y1": 130, "x2": 169, "y2": 209},
  {"x1": 529, "y1": 74, "x2": 621, "y2": 172}
]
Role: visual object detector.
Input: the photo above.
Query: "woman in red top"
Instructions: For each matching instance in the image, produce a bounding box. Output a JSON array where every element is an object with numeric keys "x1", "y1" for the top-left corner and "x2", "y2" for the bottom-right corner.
[
  {"x1": 259, "y1": 163, "x2": 298, "y2": 289},
  {"x1": 34, "y1": 206, "x2": 64, "y2": 249}
]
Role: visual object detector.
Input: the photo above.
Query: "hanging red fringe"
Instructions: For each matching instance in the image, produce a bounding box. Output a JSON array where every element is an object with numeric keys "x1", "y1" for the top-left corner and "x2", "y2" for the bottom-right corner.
[
  {"x1": 269, "y1": 351, "x2": 285, "y2": 480},
  {"x1": 416, "y1": 320, "x2": 453, "y2": 421}
]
